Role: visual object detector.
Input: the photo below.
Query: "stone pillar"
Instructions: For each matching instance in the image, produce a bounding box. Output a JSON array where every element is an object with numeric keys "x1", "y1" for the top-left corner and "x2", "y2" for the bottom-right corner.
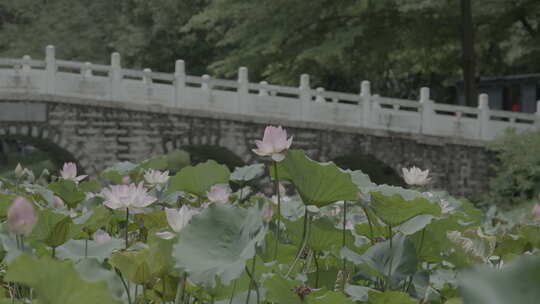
[
  {"x1": 45, "y1": 45, "x2": 56, "y2": 94},
  {"x1": 420, "y1": 87, "x2": 433, "y2": 134},
  {"x1": 110, "y1": 52, "x2": 123, "y2": 100},
  {"x1": 299, "y1": 74, "x2": 311, "y2": 120},
  {"x1": 478, "y1": 93, "x2": 490, "y2": 140},
  {"x1": 237, "y1": 67, "x2": 249, "y2": 114},
  {"x1": 361, "y1": 80, "x2": 371, "y2": 128},
  {"x1": 174, "y1": 60, "x2": 186, "y2": 107}
]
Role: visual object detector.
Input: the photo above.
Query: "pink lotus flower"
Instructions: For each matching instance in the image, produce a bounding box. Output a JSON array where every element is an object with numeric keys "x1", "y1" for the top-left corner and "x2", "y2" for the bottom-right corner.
[
  {"x1": 52, "y1": 195, "x2": 65, "y2": 208},
  {"x1": 144, "y1": 169, "x2": 170, "y2": 185},
  {"x1": 101, "y1": 182, "x2": 156, "y2": 213},
  {"x1": 532, "y1": 204, "x2": 540, "y2": 220},
  {"x1": 92, "y1": 230, "x2": 111, "y2": 243},
  {"x1": 121, "y1": 176, "x2": 131, "y2": 185},
  {"x1": 7, "y1": 196, "x2": 37, "y2": 236},
  {"x1": 402, "y1": 166, "x2": 431, "y2": 186},
  {"x1": 263, "y1": 204, "x2": 274, "y2": 223},
  {"x1": 165, "y1": 205, "x2": 199, "y2": 233},
  {"x1": 206, "y1": 185, "x2": 230, "y2": 204},
  {"x1": 252, "y1": 126, "x2": 293, "y2": 162},
  {"x1": 14, "y1": 163, "x2": 24, "y2": 178},
  {"x1": 60, "y1": 162, "x2": 87, "y2": 183}
]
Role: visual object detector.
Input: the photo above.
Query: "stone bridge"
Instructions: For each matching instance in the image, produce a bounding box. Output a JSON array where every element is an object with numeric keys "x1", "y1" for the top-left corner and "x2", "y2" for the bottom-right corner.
[{"x1": 1, "y1": 46, "x2": 538, "y2": 196}]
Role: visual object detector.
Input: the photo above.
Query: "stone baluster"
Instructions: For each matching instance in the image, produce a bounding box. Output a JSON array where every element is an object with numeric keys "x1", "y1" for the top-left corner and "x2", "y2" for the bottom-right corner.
[
  {"x1": 237, "y1": 67, "x2": 249, "y2": 114},
  {"x1": 478, "y1": 93, "x2": 490, "y2": 140},
  {"x1": 315, "y1": 87, "x2": 325, "y2": 103},
  {"x1": 299, "y1": 74, "x2": 311, "y2": 120},
  {"x1": 45, "y1": 45, "x2": 56, "y2": 94},
  {"x1": 110, "y1": 52, "x2": 123, "y2": 100},
  {"x1": 419, "y1": 87, "x2": 433, "y2": 134},
  {"x1": 361, "y1": 80, "x2": 371, "y2": 128},
  {"x1": 174, "y1": 60, "x2": 186, "y2": 107},
  {"x1": 258, "y1": 81, "x2": 269, "y2": 96},
  {"x1": 81, "y1": 62, "x2": 93, "y2": 78},
  {"x1": 201, "y1": 74, "x2": 211, "y2": 92}
]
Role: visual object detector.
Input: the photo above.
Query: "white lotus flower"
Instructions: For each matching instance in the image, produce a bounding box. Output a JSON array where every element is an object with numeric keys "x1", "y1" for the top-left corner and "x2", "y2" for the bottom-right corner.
[
  {"x1": 144, "y1": 169, "x2": 170, "y2": 185},
  {"x1": 252, "y1": 125, "x2": 293, "y2": 162},
  {"x1": 60, "y1": 162, "x2": 87, "y2": 183},
  {"x1": 101, "y1": 182, "x2": 156, "y2": 213},
  {"x1": 206, "y1": 185, "x2": 230, "y2": 204},
  {"x1": 165, "y1": 205, "x2": 199, "y2": 233},
  {"x1": 402, "y1": 166, "x2": 431, "y2": 186},
  {"x1": 92, "y1": 230, "x2": 111, "y2": 243}
]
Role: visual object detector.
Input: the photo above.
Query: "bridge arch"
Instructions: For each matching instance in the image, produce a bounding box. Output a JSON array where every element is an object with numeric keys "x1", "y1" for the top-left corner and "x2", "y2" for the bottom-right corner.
[
  {"x1": 0, "y1": 124, "x2": 83, "y2": 176},
  {"x1": 332, "y1": 152, "x2": 404, "y2": 186}
]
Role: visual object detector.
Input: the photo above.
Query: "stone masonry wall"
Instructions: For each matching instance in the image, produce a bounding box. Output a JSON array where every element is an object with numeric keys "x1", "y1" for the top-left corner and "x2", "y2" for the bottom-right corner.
[{"x1": 0, "y1": 96, "x2": 494, "y2": 197}]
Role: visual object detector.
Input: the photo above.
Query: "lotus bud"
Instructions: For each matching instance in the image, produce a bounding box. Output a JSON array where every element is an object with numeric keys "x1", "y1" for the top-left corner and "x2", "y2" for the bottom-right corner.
[
  {"x1": 7, "y1": 196, "x2": 38, "y2": 236},
  {"x1": 122, "y1": 176, "x2": 131, "y2": 185},
  {"x1": 14, "y1": 163, "x2": 24, "y2": 178},
  {"x1": 532, "y1": 204, "x2": 540, "y2": 220},
  {"x1": 92, "y1": 230, "x2": 111, "y2": 243},
  {"x1": 263, "y1": 204, "x2": 274, "y2": 222},
  {"x1": 52, "y1": 195, "x2": 65, "y2": 208}
]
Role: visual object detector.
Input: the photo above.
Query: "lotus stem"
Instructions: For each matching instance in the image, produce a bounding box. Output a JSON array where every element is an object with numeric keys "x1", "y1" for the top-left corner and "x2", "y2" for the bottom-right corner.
[
  {"x1": 287, "y1": 208, "x2": 311, "y2": 277},
  {"x1": 386, "y1": 226, "x2": 393, "y2": 290},
  {"x1": 116, "y1": 270, "x2": 132, "y2": 304},
  {"x1": 417, "y1": 228, "x2": 426, "y2": 257},
  {"x1": 84, "y1": 239, "x2": 88, "y2": 258},
  {"x1": 313, "y1": 251, "x2": 320, "y2": 288},
  {"x1": 273, "y1": 161, "x2": 281, "y2": 260},
  {"x1": 125, "y1": 209, "x2": 130, "y2": 250},
  {"x1": 245, "y1": 257, "x2": 260, "y2": 304},
  {"x1": 228, "y1": 281, "x2": 237, "y2": 304},
  {"x1": 342, "y1": 201, "x2": 347, "y2": 272},
  {"x1": 363, "y1": 207, "x2": 375, "y2": 244}
]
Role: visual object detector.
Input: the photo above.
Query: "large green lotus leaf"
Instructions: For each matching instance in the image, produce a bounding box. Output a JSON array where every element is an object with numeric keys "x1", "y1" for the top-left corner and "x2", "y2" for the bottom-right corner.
[
  {"x1": 272, "y1": 150, "x2": 357, "y2": 206},
  {"x1": 5, "y1": 255, "x2": 121, "y2": 304},
  {"x1": 173, "y1": 203, "x2": 266, "y2": 287},
  {"x1": 370, "y1": 191, "x2": 440, "y2": 227},
  {"x1": 137, "y1": 155, "x2": 169, "y2": 171},
  {"x1": 286, "y1": 217, "x2": 354, "y2": 253},
  {"x1": 47, "y1": 180, "x2": 86, "y2": 207},
  {"x1": 345, "y1": 284, "x2": 372, "y2": 302},
  {"x1": 79, "y1": 180, "x2": 102, "y2": 193},
  {"x1": 230, "y1": 164, "x2": 265, "y2": 184},
  {"x1": 75, "y1": 205, "x2": 113, "y2": 233},
  {"x1": 167, "y1": 160, "x2": 230, "y2": 197},
  {"x1": 343, "y1": 233, "x2": 417, "y2": 283},
  {"x1": 261, "y1": 231, "x2": 298, "y2": 264},
  {"x1": 56, "y1": 238, "x2": 124, "y2": 262},
  {"x1": 264, "y1": 274, "x2": 303, "y2": 304},
  {"x1": 30, "y1": 209, "x2": 81, "y2": 248},
  {"x1": 395, "y1": 214, "x2": 436, "y2": 235},
  {"x1": 346, "y1": 169, "x2": 377, "y2": 192},
  {"x1": 459, "y1": 256, "x2": 540, "y2": 304},
  {"x1": 307, "y1": 288, "x2": 355, "y2": 304},
  {"x1": 22, "y1": 184, "x2": 56, "y2": 207},
  {"x1": 0, "y1": 193, "x2": 16, "y2": 219},
  {"x1": 75, "y1": 259, "x2": 126, "y2": 301},
  {"x1": 101, "y1": 161, "x2": 138, "y2": 184},
  {"x1": 367, "y1": 290, "x2": 416, "y2": 304},
  {"x1": 109, "y1": 250, "x2": 152, "y2": 285}
]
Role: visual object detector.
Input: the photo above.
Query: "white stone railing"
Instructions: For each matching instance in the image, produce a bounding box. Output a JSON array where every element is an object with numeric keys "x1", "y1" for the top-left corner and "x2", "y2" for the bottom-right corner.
[{"x1": 0, "y1": 45, "x2": 539, "y2": 141}]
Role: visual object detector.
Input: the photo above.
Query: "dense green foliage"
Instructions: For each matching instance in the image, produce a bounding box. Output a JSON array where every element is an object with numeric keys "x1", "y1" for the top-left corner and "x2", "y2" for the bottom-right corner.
[
  {"x1": 488, "y1": 129, "x2": 540, "y2": 207},
  {"x1": 0, "y1": 146, "x2": 539, "y2": 303},
  {"x1": 1, "y1": 0, "x2": 539, "y2": 100}
]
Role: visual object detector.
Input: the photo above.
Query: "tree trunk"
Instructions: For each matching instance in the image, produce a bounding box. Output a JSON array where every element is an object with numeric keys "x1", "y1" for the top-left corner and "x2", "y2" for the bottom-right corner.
[{"x1": 461, "y1": 0, "x2": 477, "y2": 106}]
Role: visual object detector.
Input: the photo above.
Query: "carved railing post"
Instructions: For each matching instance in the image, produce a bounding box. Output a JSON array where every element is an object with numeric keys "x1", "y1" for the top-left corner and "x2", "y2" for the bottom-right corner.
[
  {"x1": 420, "y1": 87, "x2": 433, "y2": 134},
  {"x1": 45, "y1": 45, "x2": 56, "y2": 94},
  {"x1": 110, "y1": 52, "x2": 123, "y2": 100},
  {"x1": 237, "y1": 67, "x2": 249, "y2": 114},
  {"x1": 174, "y1": 60, "x2": 186, "y2": 107},
  {"x1": 478, "y1": 93, "x2": 490, "y2": 140},
  {"x1": 361, "y1": 80, "x2": 371, "y2": 128},
  {"x1": 299, "y1": 74, "x2": 311, "y2": 120}
]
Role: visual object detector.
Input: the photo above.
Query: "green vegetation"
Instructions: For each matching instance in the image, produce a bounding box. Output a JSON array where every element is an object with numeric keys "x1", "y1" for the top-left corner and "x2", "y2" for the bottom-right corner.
[{"x1": 1, "y1": 0, "x2": 539, "y2": 102}]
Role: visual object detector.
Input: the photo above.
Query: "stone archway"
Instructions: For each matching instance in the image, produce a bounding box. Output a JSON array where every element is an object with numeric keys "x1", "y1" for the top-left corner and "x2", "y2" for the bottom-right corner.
[
  {"x1": 332, "y1": 152, "x2": 404, "y2": 186},
  {"x1": 0, "y1": 123, "x2": 85, "y2": 176},
  {"x1": 181, "y1": 144, "x2": 245, "y2": 171}
]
